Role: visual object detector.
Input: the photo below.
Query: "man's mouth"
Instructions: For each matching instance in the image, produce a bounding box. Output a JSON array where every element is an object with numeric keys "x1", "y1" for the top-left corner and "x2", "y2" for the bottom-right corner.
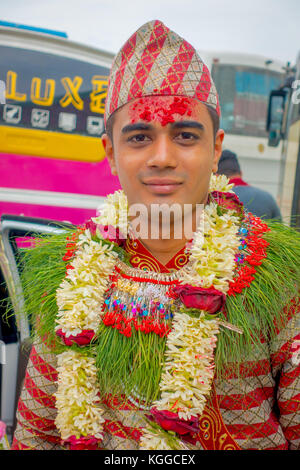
[{"x1": 142, "y1": 178, "x2": 183, "y2": 194}]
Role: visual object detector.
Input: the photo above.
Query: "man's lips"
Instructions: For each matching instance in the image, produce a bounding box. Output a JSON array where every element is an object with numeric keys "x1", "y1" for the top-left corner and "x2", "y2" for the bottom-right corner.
[{"x1": 142, "y1": 179, "x2": 183, "y2": 194}]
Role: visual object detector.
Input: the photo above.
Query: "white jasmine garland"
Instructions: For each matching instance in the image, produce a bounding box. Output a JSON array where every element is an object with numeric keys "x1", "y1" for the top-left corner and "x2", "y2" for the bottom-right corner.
[
  {"x1": 54, "y1": 175, "x2": 241, "y2": 448},
  {"x1": 54, "y1": 350, "x2": 104, "y2": 441},
  {"x1": 92, "y1": 189, "x2": 128, "y2": 235},
  {"x1": 209, "y1": 173, "x2": 234, "y2": 193},
  {"x1": 139, "y1": 431, "x2": 172, "y2": 450},
  {"x1": 182, "y1": 204, "x2": 241, "y2": 293},
  {"x1": 140, "y1": 313, "x2": 220, "y2": 450},
  {"x1": 153, "y1": 312, "x2": 219, "y2": 420},
  {"x1": 139, "y1": 426, "x2": 189, "y2": 450},
  {"x1": 55, "y1": 237, "x2": 117, "y2": 337}
]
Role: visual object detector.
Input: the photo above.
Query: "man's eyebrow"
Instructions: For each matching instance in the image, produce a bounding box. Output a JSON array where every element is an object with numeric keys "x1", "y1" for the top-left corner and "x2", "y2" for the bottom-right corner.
[
  {"x1": 171, "y1": 121, "x2": 204, "y2": 131},
  {"x1": 121, "y1": 123, "x2": 154, "y2": 133}
]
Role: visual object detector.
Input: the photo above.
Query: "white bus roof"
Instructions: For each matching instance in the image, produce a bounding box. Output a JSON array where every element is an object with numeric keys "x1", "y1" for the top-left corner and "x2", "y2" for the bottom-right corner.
[
  {"x1": 198, "y1": 49, "x2": 286, "y2": 73},
  {"x1": 0, "y1": 25, "x2": 115, "y2": 68},
  {"x1": 0, "y1": 24, "x2": 287, "y2": 74}
]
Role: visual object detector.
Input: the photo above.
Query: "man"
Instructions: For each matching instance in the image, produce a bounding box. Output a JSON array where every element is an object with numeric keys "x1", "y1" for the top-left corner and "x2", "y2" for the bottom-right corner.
[
  {"x1": 11, "y1": 20, "x2": 300, "y2": 451},
  {"x1": 218, "y1": 149, "x2": 282, "y2": 220}
]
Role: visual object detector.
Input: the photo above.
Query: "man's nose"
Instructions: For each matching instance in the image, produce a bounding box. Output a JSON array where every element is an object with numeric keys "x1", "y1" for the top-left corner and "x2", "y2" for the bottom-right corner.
[{"x1": 146, "y1": 135, "x2": 178, "y2": 169}]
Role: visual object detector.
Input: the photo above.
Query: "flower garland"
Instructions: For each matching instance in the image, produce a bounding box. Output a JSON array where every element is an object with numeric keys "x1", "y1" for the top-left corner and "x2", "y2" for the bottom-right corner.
[
  {"x1": 55, "y1": 350, "x2": 105, "y2": 448},
  {"x1": 53, "y1": 175, "x2": 248, "y2": 450},
  {"x1": 227, "y1": 214, "x2": 270, "y2": 296},
  {"x1": 152, "y1": 312, "x2": 219, "y2": 419},
  {"x1": 55, "y1": 233, "x2": 118, "y2": 340},
  {"x1": 139, "y1": 182, "x2": 241, "y2": 449}
]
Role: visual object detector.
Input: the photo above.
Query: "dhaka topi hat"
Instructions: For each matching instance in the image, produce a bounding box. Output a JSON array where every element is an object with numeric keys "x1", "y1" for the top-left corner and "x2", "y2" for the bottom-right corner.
[{"x1": 104, "y1": 19, "x2": 220, "y2": 125}]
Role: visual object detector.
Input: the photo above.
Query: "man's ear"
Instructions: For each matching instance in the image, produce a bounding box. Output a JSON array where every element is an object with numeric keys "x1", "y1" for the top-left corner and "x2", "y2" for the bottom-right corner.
[
  {"x1": 102, "y1": 133, "x2": 118, "y2": 176},
  {"x1": 212, "y1": 129, "x2": 225, "y2": 173}
]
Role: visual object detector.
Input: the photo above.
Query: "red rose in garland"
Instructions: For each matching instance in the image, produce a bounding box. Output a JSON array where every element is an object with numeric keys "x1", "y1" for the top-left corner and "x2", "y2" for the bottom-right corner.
[
  {"x1": 64, "y1": 435, "x2": 100, "y2": 450},
  {"x1": 56, "y1": 329, "x2": 96, "y2": 346},
  {"x1": 97, "y1": 224, "x2": 125, "y2": 246},
  {"x1": 173, "y1": 285, "x2": 226, "y2": 314},
  {"x1": 149, "y1": 408, "x2": 199, "y2": 436},
  {"x1": 84, "y1": 219, "x2": 98, "y2": 237},
  {"x1": 209, "y1": 191, "x2": 243, "y2": 214}
]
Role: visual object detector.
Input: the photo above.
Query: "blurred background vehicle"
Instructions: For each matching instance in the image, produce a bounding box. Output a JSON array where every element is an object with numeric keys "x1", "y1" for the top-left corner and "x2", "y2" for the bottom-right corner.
[
  {"x1": 266, "y1": 51, "x2": 299, "y2": 227},
  {"x1": 201, "y1": 50, "x2": 286, "y2": 200},
  {"x1": 0, "y1": 21, "x2": 120, "y2": 228}
]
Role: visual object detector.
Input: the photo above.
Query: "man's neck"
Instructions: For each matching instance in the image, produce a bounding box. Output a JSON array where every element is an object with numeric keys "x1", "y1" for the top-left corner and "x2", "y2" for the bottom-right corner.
[
  {"x1": 137, "y1": 209, "x2": 200, "y2": 266},
  {"x1": 138, "y1": 236, "x2": 188, "y2": 266},
  {"x1": 130, "y1": 197, "x2": 207, "y2": 266}
]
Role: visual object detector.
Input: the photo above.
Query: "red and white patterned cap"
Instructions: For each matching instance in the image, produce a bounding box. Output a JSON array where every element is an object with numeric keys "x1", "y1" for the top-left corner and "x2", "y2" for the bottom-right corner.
[{"x1": 104, "y1": 19, "x2": 220, "y2": 125}]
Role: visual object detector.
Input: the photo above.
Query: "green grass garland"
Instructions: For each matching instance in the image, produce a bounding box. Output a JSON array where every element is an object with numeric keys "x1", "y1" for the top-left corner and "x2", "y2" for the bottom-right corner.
[
  {"x1": 95, "y1": 323, "x2": 166, "y2": 405},
  {"x1": 14, "y1": 218, "x2": 300, "y2": 395},
  {"x1": 215, "y1": 219, "x2": 300, "y2": 378},
  {"x1": 17, "y1": 229, "x2": 74, "y2": 351}
]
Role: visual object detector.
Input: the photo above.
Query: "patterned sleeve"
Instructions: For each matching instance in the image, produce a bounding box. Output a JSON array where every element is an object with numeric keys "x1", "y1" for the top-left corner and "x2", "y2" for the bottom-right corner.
[
  {"x1": 10, "y1": 340, "x2": 65, "y2": 450},
  {"x1": 270, "y1": 305, "x2": 300, "y2": 450}
]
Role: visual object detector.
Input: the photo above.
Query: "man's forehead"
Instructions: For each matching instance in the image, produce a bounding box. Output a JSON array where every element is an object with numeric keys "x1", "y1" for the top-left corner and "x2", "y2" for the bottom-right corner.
[{"x1": 115, "y1": 96, "x2": 209, "y2": 128}]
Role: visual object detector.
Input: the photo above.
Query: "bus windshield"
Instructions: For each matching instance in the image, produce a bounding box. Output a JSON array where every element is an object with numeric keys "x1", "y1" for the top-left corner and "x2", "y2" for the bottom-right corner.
[
  {"x1": 211, "y1": 64, "x2": 284, "y2": 137},
  {"x1": 0, "y1": 44, "x2": 108, "y2": 137}
]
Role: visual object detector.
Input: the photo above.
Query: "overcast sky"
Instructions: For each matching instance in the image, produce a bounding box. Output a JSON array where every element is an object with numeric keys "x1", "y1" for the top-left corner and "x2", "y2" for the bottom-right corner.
[{"x1": 0, "y1": 0, "x2": 299, "y2": 64}]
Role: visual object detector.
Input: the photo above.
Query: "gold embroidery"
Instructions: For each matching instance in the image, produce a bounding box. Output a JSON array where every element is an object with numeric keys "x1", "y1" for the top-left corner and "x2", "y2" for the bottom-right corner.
[{"x1": 125, "y1": 239, "x2": 163, "y2": 272}]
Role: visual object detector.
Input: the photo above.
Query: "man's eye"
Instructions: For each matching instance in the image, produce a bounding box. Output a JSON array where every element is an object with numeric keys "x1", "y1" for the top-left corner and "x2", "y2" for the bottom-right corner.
[
  {"x1": 128, "y1": 134, "x2": 150, "y2": 143},
  {"x1": 177, "y1": 131, "x2": 198, "y2": 140}
]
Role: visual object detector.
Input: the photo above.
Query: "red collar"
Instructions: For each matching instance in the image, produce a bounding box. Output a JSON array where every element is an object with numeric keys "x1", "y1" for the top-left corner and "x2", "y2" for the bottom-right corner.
[
  {"x1": 125, "y1": 238, "x2": 189, "y2": 273},
  {"x1": 229, "y1": 177, "x2": 249, "y2": 187}
]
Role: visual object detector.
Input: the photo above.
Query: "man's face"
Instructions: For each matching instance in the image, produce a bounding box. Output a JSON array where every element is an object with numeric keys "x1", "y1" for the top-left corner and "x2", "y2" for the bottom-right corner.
[{"x1": 102, "y1": 96, "x2": 224, "y2": 212}]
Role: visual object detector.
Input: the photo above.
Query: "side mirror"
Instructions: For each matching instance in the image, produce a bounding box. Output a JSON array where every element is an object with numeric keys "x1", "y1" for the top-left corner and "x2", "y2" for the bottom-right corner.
[{"x1": 266, "y1": 90, "x2": 287, "y2": 147}]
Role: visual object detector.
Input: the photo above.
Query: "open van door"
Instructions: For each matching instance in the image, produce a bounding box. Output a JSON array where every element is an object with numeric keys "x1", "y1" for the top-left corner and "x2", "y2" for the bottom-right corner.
[{"x1": 0, "y1": 214, "x2": 74, "y2": 443}]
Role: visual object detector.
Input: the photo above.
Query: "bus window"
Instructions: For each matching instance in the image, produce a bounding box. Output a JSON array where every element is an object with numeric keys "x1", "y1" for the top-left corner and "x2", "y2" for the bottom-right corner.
[
  {"x1": 0, "y1": 36, "x2": 120, "y2": 226},
  {"x1": 0, "y1": 44, "x2": 112, "y2": 162},
  {"x1": 0, "y1": 45, "x2": 108, "y2": 137},
  {"x1": 212, "y1": 64, "x2": 284, "y2": 138}
]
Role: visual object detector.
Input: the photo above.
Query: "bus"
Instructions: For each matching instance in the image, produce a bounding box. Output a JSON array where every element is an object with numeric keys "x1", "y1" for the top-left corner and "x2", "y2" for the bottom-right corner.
[
  {"x1": 0, "y1": 21, "x2": 122, "y2": 442},
  {"x1": 0, "y1": 21, "x2": 121, "y2": 227},
  {"x1": 201, "y1": 50, "x2": 286, "y2": 199},
  {"x1": 266, "y1": 52, "x2": 300, "y2": 226}
]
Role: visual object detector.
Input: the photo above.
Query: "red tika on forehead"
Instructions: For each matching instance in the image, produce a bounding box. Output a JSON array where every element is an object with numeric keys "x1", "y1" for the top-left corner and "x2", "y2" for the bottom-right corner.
[
  {"x1": 104, "y1": 20, "x2": 220, "y2": 125},
  {"x1": 129, "y1": 96, "x2": 198, "y2": 127}
]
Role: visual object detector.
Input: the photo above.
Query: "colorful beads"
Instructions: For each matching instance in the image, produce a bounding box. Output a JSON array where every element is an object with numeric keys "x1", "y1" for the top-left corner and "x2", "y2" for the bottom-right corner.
[
  {"x1": 238, "y1": 227, "x2": 248, "y2": 236},
  {"x1": 102, "y1": 266, "x2": 178, "y2": 339}
]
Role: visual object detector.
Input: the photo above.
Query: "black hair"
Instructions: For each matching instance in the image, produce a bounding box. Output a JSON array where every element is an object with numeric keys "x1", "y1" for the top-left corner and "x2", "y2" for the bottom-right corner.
[
  {"x1": 105, "y1": 112, "x2": 115, "y2": 142},
  {"x1": 206, "y1": 105, "x2": 220, "y2": 140},
  {"x1": 218, "y1": 150, "x2": 241, "y2": 177}
]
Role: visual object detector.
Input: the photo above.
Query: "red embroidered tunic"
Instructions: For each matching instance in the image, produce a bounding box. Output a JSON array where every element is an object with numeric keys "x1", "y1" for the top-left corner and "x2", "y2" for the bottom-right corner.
[{"x1": 11, "y1": 238, "x2": 300, "y2": 450}]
